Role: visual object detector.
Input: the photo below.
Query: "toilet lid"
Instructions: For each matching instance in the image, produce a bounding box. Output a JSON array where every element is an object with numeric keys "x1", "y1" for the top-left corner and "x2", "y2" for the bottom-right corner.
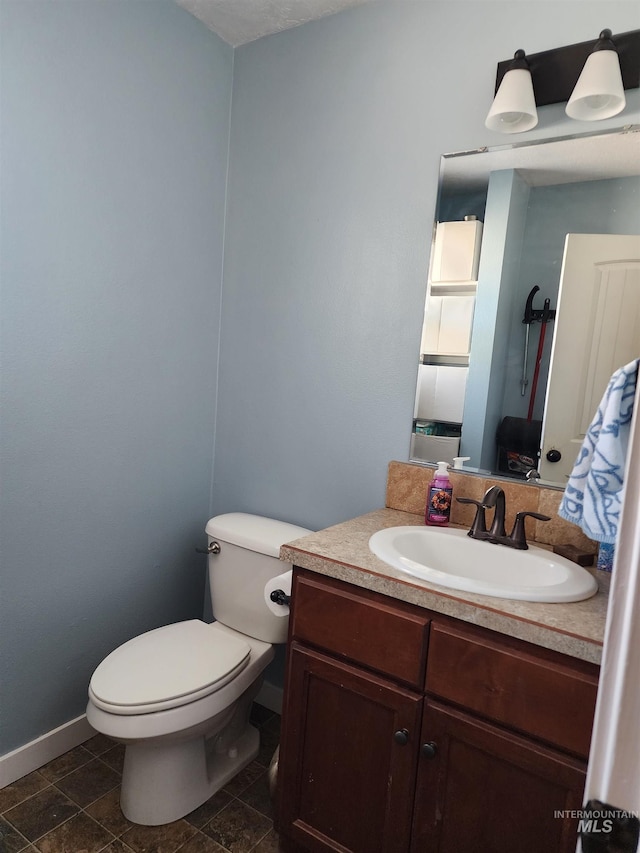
[{"x1": 89, "y1": 620, "x2": 250, "y2": 712}]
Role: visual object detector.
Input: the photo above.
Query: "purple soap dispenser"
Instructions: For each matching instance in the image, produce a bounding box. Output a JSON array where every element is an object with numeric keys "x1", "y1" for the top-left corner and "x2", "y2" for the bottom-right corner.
[{"x1": 425, "y1": 462, "x2": 453, "y2": 527}]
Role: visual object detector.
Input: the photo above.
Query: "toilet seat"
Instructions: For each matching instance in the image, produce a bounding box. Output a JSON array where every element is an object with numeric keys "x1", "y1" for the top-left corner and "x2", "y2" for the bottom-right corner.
[{"x1": 89, "y1": 620, "x2": 251, "y2": 715}]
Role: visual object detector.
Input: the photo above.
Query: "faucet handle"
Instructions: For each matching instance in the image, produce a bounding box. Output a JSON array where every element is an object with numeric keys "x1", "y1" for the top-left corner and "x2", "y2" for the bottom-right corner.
[
  {"x1": 509, "y1": 511, "x2": 551, "y2": 550},
  {"x1": 456, "y1": 497, "x2": 487, "y2": 538}
]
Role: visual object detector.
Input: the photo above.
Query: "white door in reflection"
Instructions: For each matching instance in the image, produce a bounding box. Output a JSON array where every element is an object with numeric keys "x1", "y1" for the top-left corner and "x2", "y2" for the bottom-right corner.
[{"x1": 541, "y1": 233, "x2": 640, "y2": 481}]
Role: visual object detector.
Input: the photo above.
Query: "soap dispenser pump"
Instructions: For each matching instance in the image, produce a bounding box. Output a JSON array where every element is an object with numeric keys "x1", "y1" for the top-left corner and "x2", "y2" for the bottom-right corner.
[
  {"x1": 452, "y1": 456, "x2": 470, "y2": 469},
  {"x1": 426, "y1": 461, "x2": 453, "y2": 527}
]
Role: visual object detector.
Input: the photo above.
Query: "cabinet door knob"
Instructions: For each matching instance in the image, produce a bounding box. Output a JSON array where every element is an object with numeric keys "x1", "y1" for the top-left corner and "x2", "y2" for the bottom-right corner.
[
  {"x1": 393, "y1": 728, "x2": 409, "y2": 746},
  {"x1": 421, "y1": 741, "x2": 438, "y2": 759}
]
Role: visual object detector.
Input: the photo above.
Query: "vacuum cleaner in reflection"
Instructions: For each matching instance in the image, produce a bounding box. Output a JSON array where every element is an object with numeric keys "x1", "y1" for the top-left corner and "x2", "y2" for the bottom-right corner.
[
  {"x1": 496, "y1": 417, "x2": 543, "y2": 477},
  {"x1": 497, "y1": 286, "x2": 556, "y2": 479}
]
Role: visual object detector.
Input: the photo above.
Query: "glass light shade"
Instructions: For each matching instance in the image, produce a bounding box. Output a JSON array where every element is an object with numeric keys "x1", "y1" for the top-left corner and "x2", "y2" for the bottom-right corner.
[
  {"x1": 485, "y1": 68, "x2": 538, "y2": 133},
  {"x1": 566, "y1": 49, "x2": 626, "y2": 120}
]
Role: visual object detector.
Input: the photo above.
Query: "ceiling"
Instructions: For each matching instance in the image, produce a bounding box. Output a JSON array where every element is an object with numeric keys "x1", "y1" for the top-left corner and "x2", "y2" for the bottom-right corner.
[{"x1": 176, "y1": 0, "x2": 372, "y2": 46}]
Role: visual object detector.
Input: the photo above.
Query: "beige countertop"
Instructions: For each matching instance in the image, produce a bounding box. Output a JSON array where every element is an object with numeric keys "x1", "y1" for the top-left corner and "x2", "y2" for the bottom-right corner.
[{"x1": 280, "y1": 508, "x2": 609, "y2": 665}]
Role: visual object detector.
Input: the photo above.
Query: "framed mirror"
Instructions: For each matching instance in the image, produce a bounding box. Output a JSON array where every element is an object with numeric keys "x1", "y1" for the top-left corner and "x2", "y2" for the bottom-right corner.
[{"x1": 410, "y1": 125, "x2": 640, "y2": 487}]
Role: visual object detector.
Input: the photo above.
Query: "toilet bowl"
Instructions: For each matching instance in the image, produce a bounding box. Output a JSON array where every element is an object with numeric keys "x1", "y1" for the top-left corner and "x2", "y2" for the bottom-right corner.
[{"x1": 86, "y1": 513, "x2": 310, "y2": 826}]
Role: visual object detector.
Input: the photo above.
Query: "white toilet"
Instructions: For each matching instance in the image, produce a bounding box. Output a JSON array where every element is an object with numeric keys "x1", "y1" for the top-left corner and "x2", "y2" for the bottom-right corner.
[{"x1": 86, "y1": 512, "x2": 310, "y2": 826}]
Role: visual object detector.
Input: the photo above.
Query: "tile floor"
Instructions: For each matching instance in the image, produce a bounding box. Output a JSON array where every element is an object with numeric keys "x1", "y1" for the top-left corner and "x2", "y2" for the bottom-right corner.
[{"x1": 0, "y1": 704, "x2": 281, "y2": 853}]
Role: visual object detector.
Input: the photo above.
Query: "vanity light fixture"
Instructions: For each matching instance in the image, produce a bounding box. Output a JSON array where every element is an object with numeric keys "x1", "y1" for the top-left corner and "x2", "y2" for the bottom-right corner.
[
  {"x1": 484, "y1": 50, "x2": 538, "y2": 133},
  {"x1": 565, "y1": 30, "x2": 625, "y2": 121},
  {"x1": 486, "y1": 28, "x2": 640, "y2": 133}
]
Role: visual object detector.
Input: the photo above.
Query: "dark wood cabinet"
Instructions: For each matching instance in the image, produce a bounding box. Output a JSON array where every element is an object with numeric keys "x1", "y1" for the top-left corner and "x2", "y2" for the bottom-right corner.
[
  {"x1": 278, "y1": 569, "x2": 599, "y2": 853},
  {"x1": 411, "y1": 699, "x2": 586, "y2": 853},
  {"x1": 280, "y1": 643, "x2": 422, "y2": 853},
  {"x1": 425, "y1": 620, "x2": 597, "y2": 760}
]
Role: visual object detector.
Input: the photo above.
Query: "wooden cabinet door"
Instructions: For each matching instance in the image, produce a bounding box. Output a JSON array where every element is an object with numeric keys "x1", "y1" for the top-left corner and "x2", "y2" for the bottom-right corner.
[
  {"x1": 412, "y1": 699, "x2": 587, "y2": 853},
  {"x1": 278, "y1": 642, "x2": 423, "y2": 853}
]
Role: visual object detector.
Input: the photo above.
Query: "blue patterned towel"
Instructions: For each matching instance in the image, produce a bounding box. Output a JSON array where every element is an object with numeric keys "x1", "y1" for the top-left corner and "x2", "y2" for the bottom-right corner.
[{"x1": 558, "y1": 359, "x2": 638, "y2": 544}]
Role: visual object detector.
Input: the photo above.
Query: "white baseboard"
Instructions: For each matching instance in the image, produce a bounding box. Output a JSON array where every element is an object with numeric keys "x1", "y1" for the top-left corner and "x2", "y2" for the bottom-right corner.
[
  {"x1": 0, "y1": 715, "x2": 95, "y2": 788},
  {"x1": 255, "y1": 680, "x2": 283, "y2": 715}
]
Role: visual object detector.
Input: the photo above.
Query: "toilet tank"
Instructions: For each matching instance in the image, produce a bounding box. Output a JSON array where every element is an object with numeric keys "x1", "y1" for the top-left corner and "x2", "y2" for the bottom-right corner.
[{"x1": 205, "y1": 513, "x2": 312, "y2": 644}]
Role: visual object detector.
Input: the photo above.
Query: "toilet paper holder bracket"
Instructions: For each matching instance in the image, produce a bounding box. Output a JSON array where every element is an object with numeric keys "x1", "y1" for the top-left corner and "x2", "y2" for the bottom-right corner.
[{"x1": 269, "y1": 589, "x2": 291, "y2": 607}]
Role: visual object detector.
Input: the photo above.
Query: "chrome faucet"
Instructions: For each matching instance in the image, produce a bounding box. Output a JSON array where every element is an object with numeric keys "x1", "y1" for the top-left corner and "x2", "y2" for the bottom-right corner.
[{"x1": 457, "y1": 484, "x2": 550, "y2": 550}]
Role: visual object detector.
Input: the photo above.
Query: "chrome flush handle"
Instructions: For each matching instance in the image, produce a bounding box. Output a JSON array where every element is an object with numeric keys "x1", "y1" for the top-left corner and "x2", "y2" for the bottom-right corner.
[{"x1": 195, "y1": 541, "x2": 221, "y2": 555}]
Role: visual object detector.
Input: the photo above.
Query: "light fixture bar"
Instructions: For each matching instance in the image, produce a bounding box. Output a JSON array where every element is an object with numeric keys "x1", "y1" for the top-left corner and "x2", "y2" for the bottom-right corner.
[{"x1": 493, "y1": 29, "x2": 640, "y2": 107}]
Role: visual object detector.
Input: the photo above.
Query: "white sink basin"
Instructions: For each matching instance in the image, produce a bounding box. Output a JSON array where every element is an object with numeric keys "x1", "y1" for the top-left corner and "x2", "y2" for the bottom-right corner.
[{"x1": 369, "y1": 526, "x2": 598, "y2": 603}]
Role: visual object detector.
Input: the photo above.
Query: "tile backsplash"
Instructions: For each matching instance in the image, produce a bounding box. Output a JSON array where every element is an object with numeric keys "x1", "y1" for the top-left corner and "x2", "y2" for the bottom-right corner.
[{"x1": 386, "y1": 461, "x2": 597, "y2": 555}]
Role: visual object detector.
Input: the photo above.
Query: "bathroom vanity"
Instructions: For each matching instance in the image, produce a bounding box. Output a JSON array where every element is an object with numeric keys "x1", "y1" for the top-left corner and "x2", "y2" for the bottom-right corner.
[{"x1": 276, "y1": 508, "x2": 606, "y2": 853}]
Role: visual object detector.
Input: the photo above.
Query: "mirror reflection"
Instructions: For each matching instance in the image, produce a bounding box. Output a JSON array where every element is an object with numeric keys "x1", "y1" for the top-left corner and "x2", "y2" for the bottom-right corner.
[{"x1": 411, "y1": 126, "x2": 640, "y2": 487}]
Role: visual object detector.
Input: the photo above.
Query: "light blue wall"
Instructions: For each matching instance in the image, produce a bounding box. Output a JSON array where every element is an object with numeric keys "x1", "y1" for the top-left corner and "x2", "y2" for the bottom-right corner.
[
  {"x1": 0, "y1": 1, "x2": 233, "y2": 753},
  {"x1": 214, "y1": 1, "x2": 640, "y2": 530},
  {"x1": 214, "y1": 4, "x2": 434, "y2": 529}
]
